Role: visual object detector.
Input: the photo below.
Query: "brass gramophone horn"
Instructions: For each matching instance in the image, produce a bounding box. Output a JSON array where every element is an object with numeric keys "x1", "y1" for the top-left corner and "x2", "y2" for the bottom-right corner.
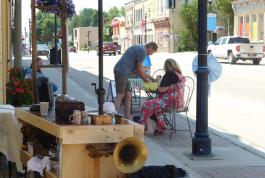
[{"x1": 113, "y1": 137, "x2": 148, "y2": 174}]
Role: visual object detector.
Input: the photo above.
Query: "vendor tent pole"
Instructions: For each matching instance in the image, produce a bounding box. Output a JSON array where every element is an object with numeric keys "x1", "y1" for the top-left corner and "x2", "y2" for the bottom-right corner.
[
  {"x1": 97, "y1": 0, "x2": 105, "y2": 115},
  {"x1": 61, "y1": 0, "x2": 68, "y2": 95}
]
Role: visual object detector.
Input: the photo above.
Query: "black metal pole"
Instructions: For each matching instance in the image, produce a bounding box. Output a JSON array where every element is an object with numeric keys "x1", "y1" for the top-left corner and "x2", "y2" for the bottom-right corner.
[
  {"x1": 54, "y1": 14, "x2": 58, "y2": 64},
  {"x1": 55, "y1": 14, "x2": 57, "y2": 50},
  {"x1": 192, "y1": 0, "x2": 211, "y2": 156},
  {"x1": 97, "y1": 0, "x2": 105, "y2": 115}
]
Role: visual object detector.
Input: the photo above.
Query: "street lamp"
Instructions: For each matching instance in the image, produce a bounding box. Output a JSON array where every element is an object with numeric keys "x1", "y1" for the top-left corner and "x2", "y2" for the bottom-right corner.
[
  {"x1": 208, "y1": 0, "x2": 212, "y2": 12},
  {"x1": 192, "y1": 1, "x2": 211, "y2": 156}
]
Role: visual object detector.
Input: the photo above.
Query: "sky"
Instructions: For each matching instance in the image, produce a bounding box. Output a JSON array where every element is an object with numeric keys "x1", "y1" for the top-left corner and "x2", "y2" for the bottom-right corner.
[{"x1": 22, "y1": 0, "x2": 127, "y2": 34}]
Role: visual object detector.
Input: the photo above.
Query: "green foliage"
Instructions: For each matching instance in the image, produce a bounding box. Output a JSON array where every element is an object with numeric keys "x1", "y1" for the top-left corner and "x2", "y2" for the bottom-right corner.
[
  {"x1": 36, "y1": 12, "x2": 57, "y2": 44},
  {"x1": 67, "y1": 6, "x2": 123, "y2": 42},
  {"x1": 178, "y1": 0, "x2": 198, "y2": 51},
  {"x1": 78, "y1": 8, "x2": 98, "y2": 27},
  {"x1": 214, "y1": 0, "x2": 234, "y2": 35},
  {"x1": 81, "y1": 44, "x2": 89, "y2": 51}
]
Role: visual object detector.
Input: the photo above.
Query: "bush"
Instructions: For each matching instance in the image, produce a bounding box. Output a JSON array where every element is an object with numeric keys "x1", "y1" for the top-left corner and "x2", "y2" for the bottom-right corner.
[{"x1": 6, "y1": 67, "x2": 33, "y2": 106}]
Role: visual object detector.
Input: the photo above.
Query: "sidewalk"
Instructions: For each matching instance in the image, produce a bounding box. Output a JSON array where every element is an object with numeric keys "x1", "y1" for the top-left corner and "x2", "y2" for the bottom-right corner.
[{"x1": 45, "y1": 68, "x2": 265, "y2": 178}]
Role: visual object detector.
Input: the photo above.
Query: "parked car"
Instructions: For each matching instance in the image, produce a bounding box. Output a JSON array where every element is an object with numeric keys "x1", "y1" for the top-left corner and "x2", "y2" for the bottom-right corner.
[
  {"x1": 69, "y1": 46, "x2": 77, "y2": 53},
  {"x1": 37, "y1": 44, "x2": 50, "y2": 58},
  {"x1": 207, "y1": 36, "x2": 264, "y2": 65},
  {"x1": 114, "y1": 42, "x2": 121, "y2": 54},
  {"x1": 97, "y1": 42, "x2": 116, "y2": 56}
]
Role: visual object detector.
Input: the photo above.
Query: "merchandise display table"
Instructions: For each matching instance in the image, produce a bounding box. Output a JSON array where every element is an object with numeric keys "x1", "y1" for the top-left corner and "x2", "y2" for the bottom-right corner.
[{"x1": 15, "y1": 107, "x2": 144, "y2": 178}]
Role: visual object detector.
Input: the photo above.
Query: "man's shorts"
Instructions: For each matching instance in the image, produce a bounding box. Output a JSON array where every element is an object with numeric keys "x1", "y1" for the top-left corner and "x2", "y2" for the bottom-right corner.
[{"x1": 114, "y1": 70, "x2": 131, "y2": 94}]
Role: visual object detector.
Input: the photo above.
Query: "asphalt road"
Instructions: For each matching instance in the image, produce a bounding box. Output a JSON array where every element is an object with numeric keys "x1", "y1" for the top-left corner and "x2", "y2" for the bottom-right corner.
[{"x1": 23, "y1": 51, "x2": 265, "y2": 151}]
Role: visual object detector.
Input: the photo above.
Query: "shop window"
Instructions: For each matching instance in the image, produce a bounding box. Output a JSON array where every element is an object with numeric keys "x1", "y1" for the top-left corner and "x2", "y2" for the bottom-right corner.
[
  {"x1": 245, "y1": 15, "x2": 250, "y2": 38},
  {"x1": 239, "y1": 16, "x2": 243, "y2": 36},
  {"x1": 251, "y1": 14, "x2": 257, "y2": 41},
  {"x1": 258, "y1": 14, "x2": 264, "y2": 41}
]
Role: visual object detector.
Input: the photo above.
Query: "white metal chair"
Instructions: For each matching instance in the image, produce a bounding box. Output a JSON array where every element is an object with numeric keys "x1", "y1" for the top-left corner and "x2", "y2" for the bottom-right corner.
[
  {"x1": 128, "y1": 78, "x2": 144, "y2": 113},
  {"x1": 163, "y1": 76, "x2": 195, "y2": 139}
]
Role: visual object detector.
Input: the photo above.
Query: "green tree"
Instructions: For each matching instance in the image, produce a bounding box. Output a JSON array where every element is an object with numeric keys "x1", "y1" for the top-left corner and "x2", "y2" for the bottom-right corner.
[
  {"x1": 103, "y1": 7, "x2": 123, "y2": 41},
  {"x1": 36, "y1": 12, "x2": 56, "y2": 44},
  {"x1": 67, "y1": 6, "x2": 124, "y2": 42},
  {"x1": 178, "y1": 0, "x2": 198, "y2": 51},
  {"x1": 214, "y1": 0, "x2": 234, "y2": 35},
  {"x1": 78, "y1": 8, "x2": 98, "y2": 27}
]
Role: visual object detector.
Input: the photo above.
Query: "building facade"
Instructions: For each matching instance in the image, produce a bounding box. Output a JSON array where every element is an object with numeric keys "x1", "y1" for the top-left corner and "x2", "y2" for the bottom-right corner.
[
  {"x1": 233, "y1": 0, "x2": 265, "y2": 42},
  {"x1": 111, "y1": 17, "x2": 126, "y2": 53},
  {"x1": 122, "y1": 0, "x2": 184, "y2": 52},
  {"x1": 73, "y1": 27, "x2": 98, "y2": 51}
]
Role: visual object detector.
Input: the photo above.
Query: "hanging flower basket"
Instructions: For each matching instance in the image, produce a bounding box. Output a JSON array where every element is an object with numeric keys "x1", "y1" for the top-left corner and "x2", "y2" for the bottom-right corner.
[{"x1": 35, "y1": 0, "x2": 76, "y2": 19}]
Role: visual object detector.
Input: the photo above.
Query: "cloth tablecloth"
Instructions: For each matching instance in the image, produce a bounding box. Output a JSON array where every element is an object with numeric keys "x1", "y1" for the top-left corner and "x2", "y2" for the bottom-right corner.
[{"x1": 0, "y1": 105, "x2": 23, "y2": 171}]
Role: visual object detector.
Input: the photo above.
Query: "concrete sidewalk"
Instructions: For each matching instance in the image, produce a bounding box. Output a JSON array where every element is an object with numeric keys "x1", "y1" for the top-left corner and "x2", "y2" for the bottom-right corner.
[{"x1": 45, "y1": 68, "x2": 265, "y2": 178}]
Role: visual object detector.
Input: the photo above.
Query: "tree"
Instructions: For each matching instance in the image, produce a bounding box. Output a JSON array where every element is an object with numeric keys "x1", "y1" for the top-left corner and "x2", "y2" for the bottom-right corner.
[
  {"x1": 214, "y1": 0, "x2": 234, "y2": 35},
  {"x1": 78, "y1": 8, "x2": 98, "y2": 27},
  {"x1": 36, "y1": 12, "x2": 56, "y2": 44},
  {"x1": 67, "y1": 6, "x2": 124, "y2": 42},
  {"x1": 178, "y1": 0, "x2": 198, "y2": 51}
]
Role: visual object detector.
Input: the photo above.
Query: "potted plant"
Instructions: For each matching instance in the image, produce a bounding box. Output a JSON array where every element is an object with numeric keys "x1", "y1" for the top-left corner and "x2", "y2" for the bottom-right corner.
[{"x1": 6, "y1": 67, "x2": 33, "y2": 107}]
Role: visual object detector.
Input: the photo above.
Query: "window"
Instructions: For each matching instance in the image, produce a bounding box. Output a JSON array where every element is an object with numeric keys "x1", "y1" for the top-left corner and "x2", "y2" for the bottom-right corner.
[
  {"x1": 214, "y1": 38, "x2": 222, "y2": 45},
  {"x1": 258, "y1": 14, "x2": 264, "y2": 41},
  {"x1": 135, "y1": 9, "x2": 143, "y2": 23},
  {"x1": 74, "y1": 30, "x2": 77, "y2": 38},
  {"x1": 221, "y1": 37, "x2": 227, "y2": 45},
  {"x1": 228, "y1": 37, "x2": 250, "y2": 44}
]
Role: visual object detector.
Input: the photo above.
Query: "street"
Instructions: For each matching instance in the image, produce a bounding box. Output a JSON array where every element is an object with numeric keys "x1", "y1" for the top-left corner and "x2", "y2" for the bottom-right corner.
[
  {"x1": 23, "y1": 51, "x2": 265, "y2": 151},
  {"x1": 66, "y1": 51, "x2": 265, "y2": 152}
]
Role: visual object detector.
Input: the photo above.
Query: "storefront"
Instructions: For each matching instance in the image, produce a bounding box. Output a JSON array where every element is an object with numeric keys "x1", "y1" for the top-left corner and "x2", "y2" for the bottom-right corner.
[
  {"x1": 233, "y1": 0, "x2": 265, "y2": 42},
  {"x1": 152, "y1": 17, "x2": 170, "y2": 52}
]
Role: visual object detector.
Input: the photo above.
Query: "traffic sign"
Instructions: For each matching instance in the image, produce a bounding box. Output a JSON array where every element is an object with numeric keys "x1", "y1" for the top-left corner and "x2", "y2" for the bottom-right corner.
[{"x1": 207, "y1": 13, "x2": 216, "y2": 32}]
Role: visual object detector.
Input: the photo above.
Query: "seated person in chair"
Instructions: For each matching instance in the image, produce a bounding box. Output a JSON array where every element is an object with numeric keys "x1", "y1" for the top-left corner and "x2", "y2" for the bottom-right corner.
[
  {"x1": 24, "y1": 56, "x2": 58, "y2": 93},
  {"x1": 140, "y1": 58, "x2": 185, "y2": 134}
]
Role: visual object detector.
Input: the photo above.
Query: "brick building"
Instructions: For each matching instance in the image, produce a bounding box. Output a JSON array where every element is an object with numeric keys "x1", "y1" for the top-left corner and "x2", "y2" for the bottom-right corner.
[{"x1": 73, "y1": 27, "x2": 98, "y2": 51}]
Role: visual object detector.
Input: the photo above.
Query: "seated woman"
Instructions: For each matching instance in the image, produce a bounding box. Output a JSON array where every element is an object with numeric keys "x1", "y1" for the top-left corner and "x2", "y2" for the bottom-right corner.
[
  {"x1": 24, "y1": 56, "x2": 58, "y2": 93},
  {"x1": 140, "y1": 58, "x2": 185, "y2": 134}
]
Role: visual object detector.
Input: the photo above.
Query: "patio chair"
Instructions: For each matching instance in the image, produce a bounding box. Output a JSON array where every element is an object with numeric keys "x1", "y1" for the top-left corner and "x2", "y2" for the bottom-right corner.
[
  {"x1": 162, "y1": 76, "x2": 195, "y2": 139},
  {"x1": 152, "y1": 69, "x2": 165, "y2": 79},
  {"x1": 128, "y1": 78, "x2": 144, "y2": 113}
]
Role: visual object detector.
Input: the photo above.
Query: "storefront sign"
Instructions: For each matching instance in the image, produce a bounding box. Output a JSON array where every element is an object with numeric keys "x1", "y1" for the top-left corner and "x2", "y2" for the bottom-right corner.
[{"x1": 207, "y1": 13, "x2": 216, "y2": 32}]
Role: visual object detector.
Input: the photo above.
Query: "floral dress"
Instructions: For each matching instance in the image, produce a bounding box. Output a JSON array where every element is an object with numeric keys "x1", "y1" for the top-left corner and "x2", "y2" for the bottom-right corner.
[{"x1": 141, "y1": 72, "x2": 185, "y2": 131}]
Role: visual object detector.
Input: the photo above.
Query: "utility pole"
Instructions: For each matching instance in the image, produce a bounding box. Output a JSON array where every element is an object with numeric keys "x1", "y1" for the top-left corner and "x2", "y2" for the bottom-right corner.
[
  {"x1": 144, "y1": 14, "x2": 147, "y2": 44},
  {"x1": 14, "y1": 0, "x2": 22, "y2": 67},
  {"x1": 192, "y1": 0, "x2": 212, "y2": 156},
  {"x1": 29, "y1": 18, "x2": 31, "y2": 54}
]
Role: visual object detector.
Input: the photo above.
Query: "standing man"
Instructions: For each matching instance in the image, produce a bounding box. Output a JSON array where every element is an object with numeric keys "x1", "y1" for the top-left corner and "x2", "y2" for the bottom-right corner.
[{"x1": 114, "y1": 42, "x2": 158, "y2": 120}]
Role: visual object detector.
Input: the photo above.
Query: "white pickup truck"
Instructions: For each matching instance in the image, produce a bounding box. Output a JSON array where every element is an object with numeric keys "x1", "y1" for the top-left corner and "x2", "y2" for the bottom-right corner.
[{"x1": 207, "y1": 36, "x2": 264, "y2": 65}]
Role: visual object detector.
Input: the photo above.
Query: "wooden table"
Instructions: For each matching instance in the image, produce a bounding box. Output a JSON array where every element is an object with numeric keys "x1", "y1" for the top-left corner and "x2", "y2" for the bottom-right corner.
[{"x1": 15, "y1": 107, "x2": 144, "y2": 178}]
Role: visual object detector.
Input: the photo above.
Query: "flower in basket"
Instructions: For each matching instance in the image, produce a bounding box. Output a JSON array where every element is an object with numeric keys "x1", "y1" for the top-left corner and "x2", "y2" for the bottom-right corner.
[
  {"x1": 6, "y1": 67, "x2": 33, "y2": 107},
  {"x1": 35, "y1": 0, "x2": 76, "y2": 19}
]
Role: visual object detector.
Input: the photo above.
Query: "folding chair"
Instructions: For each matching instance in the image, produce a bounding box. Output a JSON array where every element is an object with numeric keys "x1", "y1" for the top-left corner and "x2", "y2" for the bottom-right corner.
[{"x1": 163, "y1": 76, "x2": 195, "y2": 139}]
